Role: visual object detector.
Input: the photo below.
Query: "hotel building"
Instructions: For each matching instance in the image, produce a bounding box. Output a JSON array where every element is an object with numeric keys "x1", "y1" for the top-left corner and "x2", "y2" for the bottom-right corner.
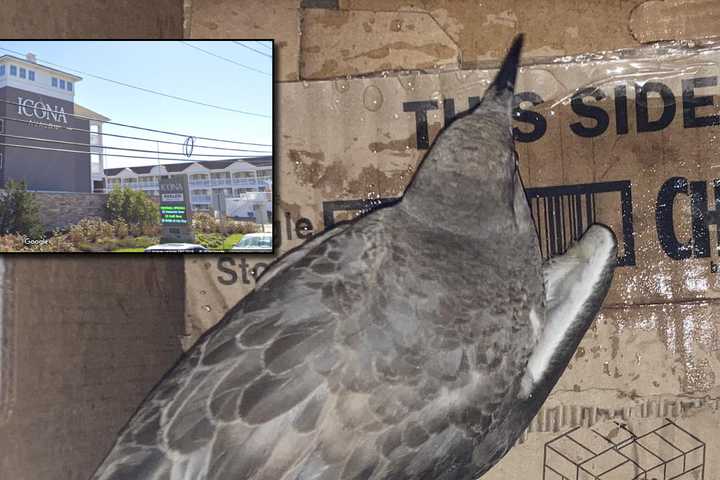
[
  {"x1": 0, "y1": 53, "x2": 107, "y2": 193},
  {"x1": 104, "y1": 157, "x2": 272, "y2": 218}
]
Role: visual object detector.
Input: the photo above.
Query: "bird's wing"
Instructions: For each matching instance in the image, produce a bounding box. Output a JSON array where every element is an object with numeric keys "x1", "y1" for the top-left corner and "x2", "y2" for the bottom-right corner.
[
  {"x1": 255, "y1": 222, "x2": 352, "y2": 288},
  {"x1": 90, "y1": 213, "x2": 422, "y2": 480},
  {"x1": 520, "y1": 224, "x2": 617, "y2": 398}
]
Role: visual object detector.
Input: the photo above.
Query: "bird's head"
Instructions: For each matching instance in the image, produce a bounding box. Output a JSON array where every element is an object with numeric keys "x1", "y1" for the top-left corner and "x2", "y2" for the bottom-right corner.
[{"x1": 400, "y1": 35, "x2": 529, "y2": 239}]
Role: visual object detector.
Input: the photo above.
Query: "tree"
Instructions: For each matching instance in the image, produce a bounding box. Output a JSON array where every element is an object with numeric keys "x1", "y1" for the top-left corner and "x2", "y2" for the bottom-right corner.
[
  {"x1": 0, "y1": 180, "x2": 43, "y2": 238},
  {"x1": 107, "y1": 187, "x2": 159, "y2": 229}
]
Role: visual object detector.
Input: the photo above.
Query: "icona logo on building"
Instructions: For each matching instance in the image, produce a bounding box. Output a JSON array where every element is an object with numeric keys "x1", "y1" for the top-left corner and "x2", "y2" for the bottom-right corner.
[{"x1": 16, "y1": 96, "x2": 68, "y2": 124}]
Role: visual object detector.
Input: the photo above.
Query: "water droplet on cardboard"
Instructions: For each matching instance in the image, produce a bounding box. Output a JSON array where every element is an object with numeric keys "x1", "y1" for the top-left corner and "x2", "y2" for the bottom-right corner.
[
  {"x1": 363, "y1": 85, "x2": 383, "y2": 111},
  {"x1": 334, "y1": 77, "x2": 350, "y2": 93},
  {"x1": 398, "y1": 73, "x2": 418, "y2": 91}
]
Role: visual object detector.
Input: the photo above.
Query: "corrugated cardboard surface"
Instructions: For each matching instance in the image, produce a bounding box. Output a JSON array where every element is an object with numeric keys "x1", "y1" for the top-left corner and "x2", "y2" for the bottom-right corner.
[
  {"x1": 0, "y1": 257, "x2": 186, "y2": 480},
  {"x1": 187, "y1": 0, "x2": 720, "y2": 78},
  {"x1": 0, "y1": 0, "x2": 183, "y2": 38},
  {"x1": 185, "y1": 26, "x2": 720, "y2": 480},
  {"x1": 188, "y1": 0, "x2": 301, "y2": 81}
]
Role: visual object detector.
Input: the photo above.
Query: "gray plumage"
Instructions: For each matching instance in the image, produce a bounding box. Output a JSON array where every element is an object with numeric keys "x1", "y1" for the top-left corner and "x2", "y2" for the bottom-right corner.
[{"x1": 91, "y1": 35, "x2": 616, "y2": 480}]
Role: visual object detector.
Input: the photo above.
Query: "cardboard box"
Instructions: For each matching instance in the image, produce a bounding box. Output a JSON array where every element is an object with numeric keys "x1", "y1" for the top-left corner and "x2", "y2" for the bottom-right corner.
[
  {"x1": 0, "y1": 0, "x2": 182, "y2": 38},
  {"x1": 0, "y1": 257, "x2": 186, "y2": 480},
  {"x1": 187, "y1": 3, "x2": 720, "y2": 478}
]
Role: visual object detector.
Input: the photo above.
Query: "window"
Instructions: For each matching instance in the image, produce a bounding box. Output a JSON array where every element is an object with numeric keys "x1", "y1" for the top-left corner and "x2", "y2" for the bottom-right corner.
[
  {"x1": 10, "y1": 65, "x2": 16, "y2": 76},
  {"x1": 28, "y1": 70, "x2": 35, "y2": 81},
  {"x1": 0, "y1": 65, "x2": 4, "y2": 76},
  {"x1": 51, "y1": 77, "x2": 57, "y2": 87},
  {"x1": 90, "y1": 124, "x2": 100, "y2": 145},
  {"x1": 19, "y1": 68, "x2": 25, "y2": 79},
  {"x1": 0, "y1": 119, "x2": 3, "y2": 133},
  {"x1": 59, "y1": 79, "x2": 65, "y2": 89},
  {"x1": 0, "y1": 153, "x2": 4, "y2": 169},
  {"x1": 67, "y1": 82, "x2": 72, "y2": 91},
  {"x1": 91, "y1": 154, "x2": 100, "y2": 174}
]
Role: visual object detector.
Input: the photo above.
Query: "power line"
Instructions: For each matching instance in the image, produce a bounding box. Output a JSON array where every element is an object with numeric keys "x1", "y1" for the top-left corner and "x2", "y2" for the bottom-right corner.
[
  {"x1": 0, "y1": 46, "x2": 272, "y2": 118},
  {"x1": 0, "y1": 142, "x2": 267, "y2": 163},
  {"x1": 0, "y1": 132, "x2": 262, "y2": 158},
  {"x1": 233, "y1": 41, "x2": 272, "y2": 58},
  {"x1": 0, "y1": 98, "x2": 272, "y2": 147},
  {"x1": 0, "y1": 140, "x2": 244, "y2": 163},
  {"x1": 180, "y1": 42, "x2": 271, "y2": 76},
  {"x1": 255, "y1": 41, "x2": 272, "y2": 51},
  {"x1": 0, "y1": 116, "x2": 271, "y2": 152}
]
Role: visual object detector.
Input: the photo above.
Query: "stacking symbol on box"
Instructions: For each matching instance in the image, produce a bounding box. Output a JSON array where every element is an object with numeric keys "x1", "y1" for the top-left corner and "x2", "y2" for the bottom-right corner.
[{"x1": 543, "y1": 419, "x2": 705, "y2": 480}]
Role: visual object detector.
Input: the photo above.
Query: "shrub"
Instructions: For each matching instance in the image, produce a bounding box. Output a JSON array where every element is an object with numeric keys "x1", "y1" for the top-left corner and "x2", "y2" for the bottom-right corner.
[
  {"x1": 132, "y1": 236, "x2": 159, "y2": 248},
  {"x1": 107, "y1": 187, "x2": 159, "y2": 228},
  {"x1": 192, "y1": 212, "x2": 219, "y2": 233},
  {"x1": 196, "y1": 232, "x2": 224, "y2": 249},
  {"x1": 0, "y1": 233, "x2": 28, "y2": 252},
  {"x1": 38, "y1": 234, "x2": 77, "y2": 252},
  {"x1": 227, "y1": 220, "x2": 260, "y2": 234},
  {"x1": 192, "y1": 213, "x2": 260, "y2": 235},
  {"x1": 140, "y1": 223, "x2": 160, "y2": 237},
  {"x1": 0, "y1": 180, "x2": 43, "y2": 238},
  {"x1": 67, "y1": 217, "x2": 115, "y2": 244},
  {"x1": 112, "y1": 219, "x2": 129, "y2": 238}
]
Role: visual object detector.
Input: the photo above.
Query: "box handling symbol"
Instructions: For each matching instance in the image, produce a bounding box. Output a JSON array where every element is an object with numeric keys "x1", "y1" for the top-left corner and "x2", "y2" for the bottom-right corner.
[{"x1": 543, "y1": 419, "x2": 705, "y2": 480}]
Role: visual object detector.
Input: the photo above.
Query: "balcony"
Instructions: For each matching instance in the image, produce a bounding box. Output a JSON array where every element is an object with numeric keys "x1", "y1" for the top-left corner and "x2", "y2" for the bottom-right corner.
[
  {"x1": 233, "y1": 192, "x2": 272, "y2": 202},
  {"x1": 189, "y1": 179, "x2": 211, "y2": 187},
  {"x1": 210, "y1": 178, "x2": 233, "y2": 187},
  {"x1": 232, "y1": 178, "x2": 257, "y2": 187},
  {"x1": 191, "y1": 195, "x2": 212, "y2": 203}
]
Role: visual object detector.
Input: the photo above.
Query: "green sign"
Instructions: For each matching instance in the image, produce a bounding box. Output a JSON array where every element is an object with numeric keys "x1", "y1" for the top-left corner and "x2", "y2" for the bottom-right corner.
[{"x1": 160, "y1": 205, "x2": 188, "y2": 224}]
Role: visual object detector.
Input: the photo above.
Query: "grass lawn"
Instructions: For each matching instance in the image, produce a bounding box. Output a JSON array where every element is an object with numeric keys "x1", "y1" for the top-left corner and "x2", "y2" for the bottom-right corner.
[
  {"x1": 222, "y1": 233, "x2": 243, "y2": 250},
  {"x1": 112, "y1": 247, "x2": 146, "y2": 253}
]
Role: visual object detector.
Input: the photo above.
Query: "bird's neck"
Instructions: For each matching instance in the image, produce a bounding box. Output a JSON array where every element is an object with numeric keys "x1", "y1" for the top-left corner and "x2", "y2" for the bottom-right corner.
[{"x1": 398, "y1": 184, "x2": 514, "y2": 240}]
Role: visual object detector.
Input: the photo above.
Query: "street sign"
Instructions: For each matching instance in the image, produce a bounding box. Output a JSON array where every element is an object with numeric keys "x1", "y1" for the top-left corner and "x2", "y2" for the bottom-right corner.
[{"x1": 159, "y1": 175, "x2": 194, "y2": 242}]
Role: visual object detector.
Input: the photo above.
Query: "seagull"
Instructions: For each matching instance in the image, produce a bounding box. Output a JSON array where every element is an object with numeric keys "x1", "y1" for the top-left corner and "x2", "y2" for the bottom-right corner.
[{"x1": 91, "y1": 35, "x2": 616, "y2": 480}]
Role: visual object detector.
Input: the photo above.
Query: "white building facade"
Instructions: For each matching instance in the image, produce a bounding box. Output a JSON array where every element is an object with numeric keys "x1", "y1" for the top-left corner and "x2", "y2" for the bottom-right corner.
[{"x1": 104, "y1": 157, "x2": 272, "y2": 219}]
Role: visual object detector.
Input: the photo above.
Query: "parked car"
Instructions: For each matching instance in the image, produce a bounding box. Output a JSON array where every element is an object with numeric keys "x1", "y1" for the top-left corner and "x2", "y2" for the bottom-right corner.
[
  {"x1": 231, "y1": 233, "x2": 272, "y2": 252},
  {"x1": 144, "y1": 243, "x2": 208, "y2": 253}
]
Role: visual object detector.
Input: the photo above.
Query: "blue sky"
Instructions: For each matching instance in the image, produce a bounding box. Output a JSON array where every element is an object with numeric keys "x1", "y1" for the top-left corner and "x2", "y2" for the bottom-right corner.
[{"x1": 0, "y1": 40, "x2": 273, "y2": 168}]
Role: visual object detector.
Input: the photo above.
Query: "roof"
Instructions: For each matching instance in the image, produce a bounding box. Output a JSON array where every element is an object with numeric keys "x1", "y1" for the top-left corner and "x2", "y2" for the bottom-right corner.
[
  {"x1": 129, "y1": 165, "x2": 155, "y2": 174},
  {"x1": 197, "y1": 159, "x2": 237, "y2": 170},
  {"x1": 244, "y1": 156, "x2": 272, "y2": 168},
  {"x1": 104, "y1": 157, "x2": 273, "y2": 177},
  {"x1": 74, "y1": 104, "x2": 111, "y2": 122},
  {"x1": 0, "y1": 54, "x2": 83, "y2": 82},
  {"x1": 104, "y1": 168, "x2": 125, "y2": 176},
  {"x1": 165, "y1": 162, "x2": 193, "y2": 172}
]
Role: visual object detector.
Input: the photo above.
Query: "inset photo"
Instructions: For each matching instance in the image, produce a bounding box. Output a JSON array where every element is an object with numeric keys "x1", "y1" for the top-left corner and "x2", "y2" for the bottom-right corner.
[{"x1": 0, "y1": 40, "x2": 274, "y2": 253}]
